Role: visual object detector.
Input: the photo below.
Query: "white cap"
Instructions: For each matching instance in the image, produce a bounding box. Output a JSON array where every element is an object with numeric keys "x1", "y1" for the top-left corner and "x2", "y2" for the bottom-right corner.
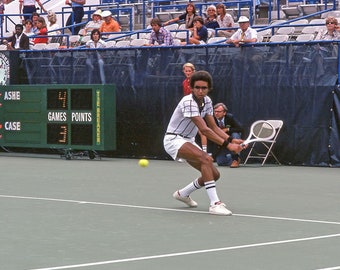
[
  {"x1": 101, "y1": 10, "x2": 112, "y2": 17},
  {"x1": 238, "y1": 16, "x2": 249, "y2": 23}
]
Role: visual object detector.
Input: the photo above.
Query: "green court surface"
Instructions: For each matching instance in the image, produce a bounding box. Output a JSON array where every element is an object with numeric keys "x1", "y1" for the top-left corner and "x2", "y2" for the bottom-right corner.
[{"x1": 0, "y1": 153, "x2": 339, "y2": 270}]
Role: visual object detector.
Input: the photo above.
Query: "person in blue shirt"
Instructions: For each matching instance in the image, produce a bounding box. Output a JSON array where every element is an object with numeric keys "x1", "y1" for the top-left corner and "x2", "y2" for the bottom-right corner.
[{"x1": 183, "y1": 16, "x2": 208, "y2": 45}]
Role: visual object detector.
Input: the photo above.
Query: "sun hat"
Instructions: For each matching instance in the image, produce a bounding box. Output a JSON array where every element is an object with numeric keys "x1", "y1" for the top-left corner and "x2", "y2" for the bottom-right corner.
[
  {"x1": 93, "y1": 9, "x2": 102, "y2": 16},
  {"x1": 238, "y1": 16, "x2": 249, "y2": 23},
  {"x1": 101, "y1": 10, "x2": 112, "y2": 18}
]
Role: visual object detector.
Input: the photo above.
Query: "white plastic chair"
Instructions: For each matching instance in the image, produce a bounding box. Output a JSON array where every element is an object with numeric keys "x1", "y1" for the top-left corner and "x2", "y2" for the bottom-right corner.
[
  {"x1": 301, "y1": 26, "x2": 319, "y2": 35},
  {"x1": 269, "y1": 34, "x2": 289, "y2": 43},
  {"x1": 175, "y1": 30, "x2": 190, "y2": 41},
  {"x1": 32, "y1": 43, "x2": 47, "y2": 50},
  {"x1": 164, "y1": 23, "x2": 178, "y2": 32},
  {"x1": 46, "y1": 43, "x2": 60, "y2": 50},
  {"x1": 244, "y1": 120, "x2": 284, "y2": 166},
  {"x1": 130, "y1": 38, "x2": 148, "y2": 47},
  {"x1": 105, "y1": 40, "x2": 116, "y2": 48},
  {"x1": 115, "y1": 40, "x2": 131, "y2": 47},
  {"x1": 295, "y1": 33, "x2": 315, "y2": 42},
  {"x1": 82, "y1": 35, "x2": 91, "y2": 43},
  {"x1": 207, "y1": 37, "x2": 226, "y2": 44},
  {"x1": 276, "y1": 26, "x2": 295, "y2": 35}
]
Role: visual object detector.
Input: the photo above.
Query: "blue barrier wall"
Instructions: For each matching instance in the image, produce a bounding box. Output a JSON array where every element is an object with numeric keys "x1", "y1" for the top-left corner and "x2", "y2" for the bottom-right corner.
[{"x1": 9, "y1": 42, "x2": 340, "y2": 166}]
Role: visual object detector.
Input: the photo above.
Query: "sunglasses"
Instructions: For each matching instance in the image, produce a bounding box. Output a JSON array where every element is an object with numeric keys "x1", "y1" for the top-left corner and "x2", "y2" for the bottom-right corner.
[{"x1": 326, "y1": 22, "x2": 335, "y2": 25}]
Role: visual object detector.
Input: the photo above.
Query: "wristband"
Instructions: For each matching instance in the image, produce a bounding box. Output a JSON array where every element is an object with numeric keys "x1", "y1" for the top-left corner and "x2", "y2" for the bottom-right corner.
[
  {"x1": 221, "y1": 140, "x2": 229, "y2": 148},
  {"x1": 227, "y1": 136, "x2": 233, "y2": 143}
]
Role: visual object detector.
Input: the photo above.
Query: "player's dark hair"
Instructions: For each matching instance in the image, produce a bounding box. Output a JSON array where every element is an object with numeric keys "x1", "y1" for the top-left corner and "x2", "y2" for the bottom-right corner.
[{"x1": 190, "y1": 70, "x2": 213, "y2": 90}]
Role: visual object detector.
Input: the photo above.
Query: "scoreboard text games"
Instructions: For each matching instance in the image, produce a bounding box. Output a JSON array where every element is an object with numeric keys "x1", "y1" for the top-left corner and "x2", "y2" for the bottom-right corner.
[{"x1": 0, "y1": 85, "x2": 116, "y2": 150}]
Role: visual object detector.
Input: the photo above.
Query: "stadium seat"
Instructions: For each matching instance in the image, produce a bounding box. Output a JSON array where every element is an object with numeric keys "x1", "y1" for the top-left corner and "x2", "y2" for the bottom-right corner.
[
  {"x1": 207, "y1": 37, "x2": 227, "y2": 44},
  {"x1": 32, "y1": 43, "x2": 47, "y2": 50},
  {"x1": 130, "y1": 38, "x2": 148, "y2": 46},
  {"x1": 115, "y1": 40, "x2": 131, "y2": 47},
  {"x1": 46, "y1": 43, "x2": 60, "y2": 50},
  {"x1": 295, "y1": 33, "x2": 315, "y2": 42},
  {"x1": 269, "y1": 34, "x2": 290, "y2": 42}
]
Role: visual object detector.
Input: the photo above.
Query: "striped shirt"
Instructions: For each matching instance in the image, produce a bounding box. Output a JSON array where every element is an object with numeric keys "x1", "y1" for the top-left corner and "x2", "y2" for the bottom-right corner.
[{"x1": 166, "y1": 94, "x2": 213, "y2": 138}]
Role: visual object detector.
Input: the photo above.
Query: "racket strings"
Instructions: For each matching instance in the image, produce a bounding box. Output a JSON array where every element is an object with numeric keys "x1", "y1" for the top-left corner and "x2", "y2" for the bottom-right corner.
[{"x1": 253, "y1": 123, "x2": 275, "y2": 139}]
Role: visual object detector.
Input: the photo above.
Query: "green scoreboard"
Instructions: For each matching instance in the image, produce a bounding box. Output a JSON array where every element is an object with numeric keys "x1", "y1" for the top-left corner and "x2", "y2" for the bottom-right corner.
[{"x1": 0, "y1": 85, "x2": 116, "y2": 151}]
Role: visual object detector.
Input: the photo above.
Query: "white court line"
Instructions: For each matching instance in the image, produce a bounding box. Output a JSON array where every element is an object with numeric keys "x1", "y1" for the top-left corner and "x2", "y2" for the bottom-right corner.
[
  {"x1": 1, "y1": 194, "x2": 340, "y2": 226},
  {"x1": 314, "y1": 267, "x2": 340, "y2": 270},
  {"x1": 28, "y1": 233, "x2": 340, "y2": 270}
]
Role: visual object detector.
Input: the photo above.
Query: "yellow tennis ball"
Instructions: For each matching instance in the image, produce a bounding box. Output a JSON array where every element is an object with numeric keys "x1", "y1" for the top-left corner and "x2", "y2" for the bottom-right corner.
[{"x1": 138, "y1": 159, "x2": 149, "y2": 167}]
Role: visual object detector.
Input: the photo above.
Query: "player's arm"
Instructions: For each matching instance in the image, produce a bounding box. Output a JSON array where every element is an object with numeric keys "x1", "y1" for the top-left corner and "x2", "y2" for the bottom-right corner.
[
  {"x1": 192, "y1": 116, "x2": 243, "y2": 152},
  {"x1": 205, "y1": 114, "x2": 243, "y2": 144}
]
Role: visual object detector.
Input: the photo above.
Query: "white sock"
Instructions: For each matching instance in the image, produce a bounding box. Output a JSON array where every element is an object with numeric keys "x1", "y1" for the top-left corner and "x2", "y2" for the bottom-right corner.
[
  {"x1": 204, "y1": 180, "x2": 220, "y2": 206},
  {"x1": 179, "y1": 178, "x2": 202, "y2": 197}
]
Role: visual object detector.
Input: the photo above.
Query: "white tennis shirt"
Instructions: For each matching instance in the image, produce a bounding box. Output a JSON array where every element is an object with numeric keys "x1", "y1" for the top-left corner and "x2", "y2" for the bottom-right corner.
[{"x1": 166, "y1": 94, "x2": 213, "y2": 139}]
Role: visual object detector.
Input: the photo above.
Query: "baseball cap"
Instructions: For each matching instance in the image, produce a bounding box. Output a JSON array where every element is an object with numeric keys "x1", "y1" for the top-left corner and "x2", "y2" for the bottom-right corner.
[{"x1": 238, "y1": 16, "x2": 249, "y2": 23}]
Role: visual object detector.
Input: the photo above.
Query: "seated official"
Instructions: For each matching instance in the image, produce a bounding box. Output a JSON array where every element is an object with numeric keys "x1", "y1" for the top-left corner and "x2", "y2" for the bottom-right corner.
[{"x1": 210, "y1": 103, "x2": 244, "y2": 168}]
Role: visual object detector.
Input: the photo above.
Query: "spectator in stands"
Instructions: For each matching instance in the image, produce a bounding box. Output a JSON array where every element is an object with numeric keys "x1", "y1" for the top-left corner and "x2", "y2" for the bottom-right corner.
[
  {"x1": 47, "y1": 10, "x2": 61, "y2": 42},
  {"x1": 204, "y1": 5, "x2": 219, "y2": 30},
  {"x1": 85, "y1": 29, "x2": 106, "y2": 48},
  {"x1": 2, "y1": 23, "x2": 30, "y2": 50},
  {"x1": 19, "y1": 0, "x2": 47, "y2": 23},
  {"x1": 211, "y1": 103, "x2": 244, "y2": 167},
  {"x1": 147, "y1": 17, "x2": 174, "y2": 46},
  {"x1": 33, "y1": 16, "x2": 48, "y2": 44},
  {"x1": 315, "y1": 16, "x2": 340, "y2": 40},
  {"x1": 24, "y1": 19, "x2": 34, "y2": 47},
  {"x1": 227, "y1": 16, "x2": 257, "y2": 47},
  {"x1": 216, "y1": 3, "x2": 234, "y2": 38},
  {"x1": 23, "y1": 19, "x2": 34, "y2": 36},
  {"x1": 163, "y1": 2, "x2": 198, "y2": 30},
  {"x1": 99, "y1": 10, "x2": 121, "y2": 35},
  {"x1": 182, "y1": 16, "x2": 208, "y2": 45},
  {"x1": 65, "y1": 0, "x2": 85, "y2": 34},
  {"x1": 31, "y1": 12, "x2": 39, "y2": 34},
  {"x1": 84, "y1": 9, "x2": 102, "y2": 36},
  {"x1": 182, "y1": 62, "x2": 195, "y2": 96},
  {"x1": 85, "y1": 29, "x2": 106, "y2": 85},
  {"x1": 0, "y1": 0, "x2": 8, "y2": 26}
]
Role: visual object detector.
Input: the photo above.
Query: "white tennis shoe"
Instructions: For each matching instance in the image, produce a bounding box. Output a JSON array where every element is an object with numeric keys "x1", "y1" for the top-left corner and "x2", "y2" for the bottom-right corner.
[
  {"x1": 173, "y1": 191, "x2": 198, "y2": 208},
  {"x1": 209, "y1": 202, "x2": 232, "y2": 216}
]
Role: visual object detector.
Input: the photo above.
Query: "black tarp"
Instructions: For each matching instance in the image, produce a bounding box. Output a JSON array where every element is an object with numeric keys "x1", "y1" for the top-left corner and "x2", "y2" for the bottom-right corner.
[{"x1": 10, "y1": 42, "x2": 340, "y2": 166}]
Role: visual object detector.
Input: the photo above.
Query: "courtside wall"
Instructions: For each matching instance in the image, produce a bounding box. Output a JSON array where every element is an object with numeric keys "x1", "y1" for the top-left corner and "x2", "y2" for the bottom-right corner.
[{"x1": 6, "y1": 41, "x2": 340, "y2": 166}]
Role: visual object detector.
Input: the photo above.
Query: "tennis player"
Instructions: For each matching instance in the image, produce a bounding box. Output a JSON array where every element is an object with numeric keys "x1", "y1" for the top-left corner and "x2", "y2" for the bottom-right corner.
[{"x1": 164, "y1": 70, "x2": 244, "y2": 215}]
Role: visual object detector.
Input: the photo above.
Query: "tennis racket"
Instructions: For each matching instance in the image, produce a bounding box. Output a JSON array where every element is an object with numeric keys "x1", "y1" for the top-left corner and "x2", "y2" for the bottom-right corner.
[{"x1": 241, "y1": 120, "x2": 276, "y2": 146}]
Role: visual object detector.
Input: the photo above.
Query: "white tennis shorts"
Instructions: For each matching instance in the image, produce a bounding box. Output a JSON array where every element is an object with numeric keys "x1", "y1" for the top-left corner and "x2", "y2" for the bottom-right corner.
[{"x1": 163, "y1": 134, "x2": 201, "y2": 161}]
